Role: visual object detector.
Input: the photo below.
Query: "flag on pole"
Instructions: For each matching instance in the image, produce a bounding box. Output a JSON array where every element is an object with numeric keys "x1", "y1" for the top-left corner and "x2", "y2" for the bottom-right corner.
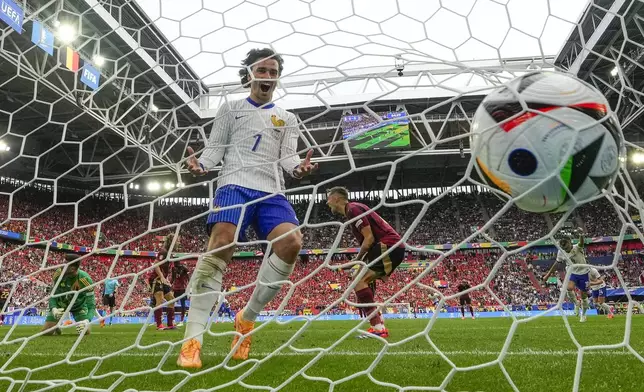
[
  {"x1": 31, "y1": 21, "x2": 54, "y2": 55},
  {"x1": 60, "y1": 47, "x2": 79, "y2": 71}
]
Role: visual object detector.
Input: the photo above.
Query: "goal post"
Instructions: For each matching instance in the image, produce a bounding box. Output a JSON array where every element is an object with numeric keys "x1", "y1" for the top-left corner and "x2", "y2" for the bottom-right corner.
[{"x1": 0, "y1": 0, "x2": 643, "y2": 391}]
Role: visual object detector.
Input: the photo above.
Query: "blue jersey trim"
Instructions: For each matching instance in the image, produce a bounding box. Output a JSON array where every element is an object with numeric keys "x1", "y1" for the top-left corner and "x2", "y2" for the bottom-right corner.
[{"x1": 246, "y1": 97, "x2": 275, "y2": 109}]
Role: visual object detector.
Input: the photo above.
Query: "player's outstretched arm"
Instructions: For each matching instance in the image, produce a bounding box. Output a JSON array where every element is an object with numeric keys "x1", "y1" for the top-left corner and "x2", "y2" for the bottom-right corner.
[
  {"x1": 292, "y1": 150, "x2": 318, "y2": 179},
  {"x1": 542, "y1": 261, "x2": 558, "y2": 283},
  {"x1": 281, "y1": 115, "x2": 318, "y2": 178},
  {"x1": 185, "y1": 146, "x2": 207, "y2": 176},
  {"x1": 578, "y1": 232, "x2": 585, "y2": 248},
  {"x1": 356, "y1": 225, "x2": 375, "y2": 262},
  {"x1": 186, "y1": 103, "x2": 231, "y2": 175}
]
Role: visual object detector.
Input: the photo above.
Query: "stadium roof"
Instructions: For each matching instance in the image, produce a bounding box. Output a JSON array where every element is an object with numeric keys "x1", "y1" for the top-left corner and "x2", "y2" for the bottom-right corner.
[
  {"x1": 1, "y1": 0, "x2": 641, "y2": 195},
  {"x1": 132, "y1": 0, "x2": 590, "y2": 113}
]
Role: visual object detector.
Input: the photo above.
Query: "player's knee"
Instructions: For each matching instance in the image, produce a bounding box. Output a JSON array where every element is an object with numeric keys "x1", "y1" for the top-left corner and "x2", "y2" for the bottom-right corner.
[
  {"x1": 274, "y1": 231, "x2": 302, "y2": 260},
  {"x1": 208, "y1": 223, "x2": 235, "y2": 252}
]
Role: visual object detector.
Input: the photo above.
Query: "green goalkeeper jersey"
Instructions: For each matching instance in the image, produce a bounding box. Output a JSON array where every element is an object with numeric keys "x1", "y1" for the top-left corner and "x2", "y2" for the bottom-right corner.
[{"x1": 48, "y1": 269, "x2": 95, "y2": 312}]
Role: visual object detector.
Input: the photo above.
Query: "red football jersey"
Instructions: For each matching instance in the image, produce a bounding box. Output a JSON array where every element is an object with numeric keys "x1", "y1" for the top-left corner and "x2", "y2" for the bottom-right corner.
[
  {"x1": 345, "y1": 202, "x2": 402, "y2": 247},
  {"x1": 172, "y1": 270, "x2": 189, "y2": 291},
  {"x1": 157, "y1": 249, "x2": 170, "y2": 275}
]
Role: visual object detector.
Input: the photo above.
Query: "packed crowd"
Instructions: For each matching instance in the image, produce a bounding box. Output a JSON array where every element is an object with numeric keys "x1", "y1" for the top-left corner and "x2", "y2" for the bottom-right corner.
[
  {"x1": 0, "y1": 188, "x2": 628, "y2": 254},
  {"x1": 3, "y1": 238, "x2": 643, "y2": 315},
  {"x1": 1, "y1": 187, "x2": 642, "y2": 316}
]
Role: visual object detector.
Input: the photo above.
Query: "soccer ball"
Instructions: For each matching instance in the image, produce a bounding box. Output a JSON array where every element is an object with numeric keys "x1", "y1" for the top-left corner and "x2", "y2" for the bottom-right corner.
[{"x1": 471, "y1": 71, "x2": 622, "y2": 213}]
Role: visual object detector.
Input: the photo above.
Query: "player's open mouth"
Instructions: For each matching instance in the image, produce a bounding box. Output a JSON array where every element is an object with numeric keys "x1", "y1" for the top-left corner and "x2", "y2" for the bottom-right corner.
[{"x1": 259, "y1": 82, "x2": 272, "y2": 93}]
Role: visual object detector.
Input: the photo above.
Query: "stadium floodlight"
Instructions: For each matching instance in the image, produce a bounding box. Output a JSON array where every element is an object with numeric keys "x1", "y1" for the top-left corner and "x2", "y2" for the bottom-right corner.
[
  {"x1": 177, "y1": 182, "x2": 185, "y2": 188},
  {"x1": 93, "y1": 54, "x2": 106, "y2": 67},
  {"x1": 0, "y1": 142, "x2": 7, "y2": 152},
  {"x1": 128, "y1": 183, "x2": 133, "y2": 189},
  {"x1": 150, "y1": 104, "x2": 159, "y2": 112},
  {"x1": 56, "y1": 23, "x2": 77, "y2": 44},
  {"x1": 631, "y1": 152, "x2": 644, "y2": 164},
  {"x1": 164, "y1": 182, "x2": 174, "y2": 190},
  {"x1": 610, "y1": 66, "x2": 619, "y2": 76},
  {"x1": 147, "y1": 181, "x2": 160, "y2": 191},
  {"x1": 134, "y1": 184, "x2": 140, "y2": 190}
]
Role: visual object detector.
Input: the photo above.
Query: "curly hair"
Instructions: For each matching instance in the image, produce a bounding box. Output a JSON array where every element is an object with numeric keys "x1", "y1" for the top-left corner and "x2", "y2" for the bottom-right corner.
[{"x1": 239, "y1": 48, "x2": 284, "y2": 87}]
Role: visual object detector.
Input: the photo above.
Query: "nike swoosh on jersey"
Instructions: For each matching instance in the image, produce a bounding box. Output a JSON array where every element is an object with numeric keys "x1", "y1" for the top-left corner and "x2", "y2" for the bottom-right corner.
[{"x1": 235, "y1": 115, "x2": 247, "y2": 120}]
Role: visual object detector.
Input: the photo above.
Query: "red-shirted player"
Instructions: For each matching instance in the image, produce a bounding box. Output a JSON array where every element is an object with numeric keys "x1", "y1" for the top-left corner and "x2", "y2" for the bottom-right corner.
[
  {"x1": 151, "y1": 235, "x2": 177, "y2": 330},
  {"x1": 172, "y1": 262, "x2": 190, "y2": 327},
  {"x1": 0, "y1": 285, "x2": 10, "y2": 326},
  {"x1": 326, "y1": 187, "x2": 405, "y2": 338}
]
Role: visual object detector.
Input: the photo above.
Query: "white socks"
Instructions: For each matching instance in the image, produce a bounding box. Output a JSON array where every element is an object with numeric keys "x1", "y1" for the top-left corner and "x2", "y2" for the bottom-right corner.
[
  {"x1": 581, "y1": 297, "x2": 590, "y2": 315},
  {"x1": 185, "y1": 254, "x2": 226, "y2": 345},
  {"x1": 567, "y1": 290, "x2": 578, "y2": 307},
  {"x1": 600, "y1": 302, "x2": 612, "y2": 314},
  {"x1": 243, "y1": 253, "x2": 295, "y2": 322}
]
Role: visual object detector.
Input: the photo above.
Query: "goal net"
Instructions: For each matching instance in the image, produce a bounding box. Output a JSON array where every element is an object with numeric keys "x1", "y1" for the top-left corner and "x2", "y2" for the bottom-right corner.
[{"x1": 0, "y1": 0, "x2": 643, "y2": 391}]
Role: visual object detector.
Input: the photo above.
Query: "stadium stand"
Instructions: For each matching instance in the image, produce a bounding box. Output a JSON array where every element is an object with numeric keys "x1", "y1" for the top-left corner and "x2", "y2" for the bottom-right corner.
[{"x1": 2, "y1": 189, "x2": 643, "y2": 315}]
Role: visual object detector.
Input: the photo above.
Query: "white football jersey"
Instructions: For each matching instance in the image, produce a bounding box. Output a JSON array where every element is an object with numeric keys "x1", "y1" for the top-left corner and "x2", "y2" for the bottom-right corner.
[
  {"x1": 556, "y1": 243, "x2": 590, "y2": 274},
  {"x1": 199, "y1": 97, "x2": 302, "y2": 194},
  {"x1": 588, "y1": 267, "x2": 606, "y2": 290}
]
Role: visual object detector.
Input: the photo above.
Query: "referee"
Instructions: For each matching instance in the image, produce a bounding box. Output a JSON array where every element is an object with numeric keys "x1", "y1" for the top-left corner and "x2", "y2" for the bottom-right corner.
[{"x1": 101, "y1": 277, "x2": 120, "y2": 327}]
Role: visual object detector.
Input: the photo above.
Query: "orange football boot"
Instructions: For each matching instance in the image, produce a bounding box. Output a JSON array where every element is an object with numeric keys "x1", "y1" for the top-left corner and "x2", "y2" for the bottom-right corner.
[
  {"x1": 176, "y1": 338, "x2": 202, "y2": 369},
  {"x1": 231, "y1": 311, "x2": 255, "y2": 360}
]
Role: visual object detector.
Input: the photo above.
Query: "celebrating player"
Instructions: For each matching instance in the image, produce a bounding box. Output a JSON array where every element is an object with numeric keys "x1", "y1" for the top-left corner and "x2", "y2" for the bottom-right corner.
[
  {"x1": 178, "y1": 48, "x2": 317, "y2": 368},
  {"x1": 326, "y1": 186, "x2": 405, "y2": 338},
  {"x1": 42, "y1": 254, "x2": 96, "y2": 336},
  {"x1": 171, "y1": 262, "x2": 190, "y2": 327},
  {"x1": 589, "y1": 267, "x2": 614, "y2": 319},
  {"x1": 152, "y1": 234, "x2": 177, "y2": 330},
  {"x1": 457, "y1": 280, "x2": 475, "y2": 320},
  {"x1": 100, "y1": 277, "x2": 120, "y2": 327},
  {"x1": 543, "y1": 231, "x2": 590, "y2": 322},
  {"x1": 217, "y1": 298, "x2": 234, "y2": 321}
]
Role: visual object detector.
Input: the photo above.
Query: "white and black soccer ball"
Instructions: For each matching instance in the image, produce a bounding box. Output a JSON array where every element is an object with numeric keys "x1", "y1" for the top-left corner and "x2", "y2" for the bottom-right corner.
[{"x1": 471, "y1": 71, "x2": 622, "y2": 213}]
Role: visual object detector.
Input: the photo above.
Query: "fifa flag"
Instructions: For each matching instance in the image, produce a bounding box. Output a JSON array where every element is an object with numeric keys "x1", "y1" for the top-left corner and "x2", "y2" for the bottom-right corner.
[
  {"x1": 81, "y1": 64, "x2": 100, "y2": 90},
  {"x1": 60, "y1": 47, "x2": 80, "y2": 71},
  {"x1": 31, "y1": 21, "x2": 54, "y2": 55}
]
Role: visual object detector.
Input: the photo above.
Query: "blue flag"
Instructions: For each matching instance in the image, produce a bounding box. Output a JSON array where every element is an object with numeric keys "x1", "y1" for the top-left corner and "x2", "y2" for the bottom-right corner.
[
  {"x1": 0, "y1": 0, "x2": 23, "y2": 34},
  {"x1": 31, "y1": 21, "x2": 54, "y2": 55},
  {"x1": 80, "y1": 64, "x2": 100, "y2": 90}
]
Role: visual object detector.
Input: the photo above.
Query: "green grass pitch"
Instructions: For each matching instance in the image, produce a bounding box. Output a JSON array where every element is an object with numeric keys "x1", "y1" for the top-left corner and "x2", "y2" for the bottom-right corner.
[{"x1": 0, "y1": 316, "x2": 642, "y2": 391}]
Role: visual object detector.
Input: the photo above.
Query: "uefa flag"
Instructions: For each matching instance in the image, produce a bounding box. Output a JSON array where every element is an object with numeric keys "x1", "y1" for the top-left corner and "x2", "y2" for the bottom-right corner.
[{"x1": 31, "y1": 21, "x2": 54, "y2": 55}]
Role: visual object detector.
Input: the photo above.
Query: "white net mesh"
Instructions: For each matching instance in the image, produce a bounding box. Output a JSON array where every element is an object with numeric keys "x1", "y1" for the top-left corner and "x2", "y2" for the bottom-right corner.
[{"x1": 0, "y1": 0, "x2": 643, "y2": 391}]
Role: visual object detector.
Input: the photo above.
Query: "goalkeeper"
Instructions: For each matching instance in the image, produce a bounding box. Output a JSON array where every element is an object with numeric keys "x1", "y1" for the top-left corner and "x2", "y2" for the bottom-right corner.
[{"x1": 41, "y1": 254, "x2": 96, "y2": 336}]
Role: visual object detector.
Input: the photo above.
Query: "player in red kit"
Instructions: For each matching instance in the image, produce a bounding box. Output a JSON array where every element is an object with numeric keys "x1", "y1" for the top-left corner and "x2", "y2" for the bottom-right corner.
[
  {"x1": 151, "y1": 235, "x2": 177, "y2": 330},
  {"x1": 172, "y1": 262, "x2": 190, "y2": 327},
  {"x1": 326, "y1": 187, "x2": 405, "y2": 338},
  {"x1": 0, "y1": 285, "x2": 10, "y2": 326}
]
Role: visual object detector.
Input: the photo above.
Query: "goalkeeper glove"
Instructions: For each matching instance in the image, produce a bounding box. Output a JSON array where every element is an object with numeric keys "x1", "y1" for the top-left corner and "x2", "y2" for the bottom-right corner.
[
  {"x1": 76, "y1": 319, "x2": 90, "y2": 335},
  {"x1": 51, "y1": 308, "x2": 65, "y2": 320}
]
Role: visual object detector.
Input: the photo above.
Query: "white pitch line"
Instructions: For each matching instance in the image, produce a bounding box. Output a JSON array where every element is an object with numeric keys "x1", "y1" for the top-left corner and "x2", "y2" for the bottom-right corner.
[{"x1": 1, "y1": 349, "x2": 636, "y2": 358}]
